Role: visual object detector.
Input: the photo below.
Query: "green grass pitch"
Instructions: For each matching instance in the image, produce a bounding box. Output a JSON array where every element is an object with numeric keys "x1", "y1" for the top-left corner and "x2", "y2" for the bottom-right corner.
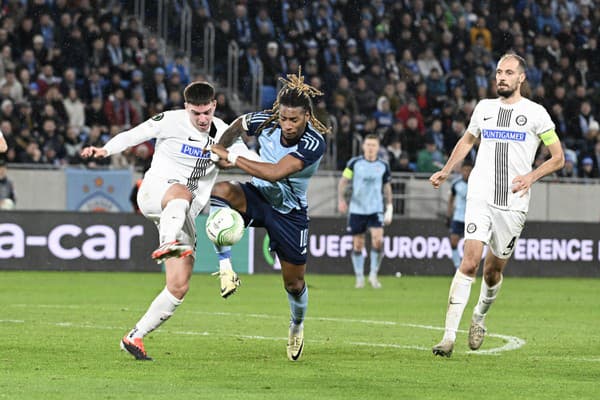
[{"x1": 1, "y1": 271, "x2": 598, "y2": 399}]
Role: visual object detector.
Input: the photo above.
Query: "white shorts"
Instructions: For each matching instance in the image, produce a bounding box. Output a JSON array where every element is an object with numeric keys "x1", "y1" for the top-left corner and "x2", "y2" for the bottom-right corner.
[
  {"x1": 137, "y1": 174, "x2": 201, "y2": 249},
  {"x1": 464, "y1": 198, "x2": 527, "y2": 259}
]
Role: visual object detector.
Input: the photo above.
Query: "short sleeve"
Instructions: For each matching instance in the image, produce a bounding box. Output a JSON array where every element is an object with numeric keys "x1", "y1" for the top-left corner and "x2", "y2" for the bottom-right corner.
[
  {"x1": 535, "y1": 106, "x2": 556, "y2": 137},
  {"x1": 289, "y1": 131, "x2": 325, "y2": 167},
  {"x1": 382, "y1": 161, "x2": 391, "y2": 184},
  {"x1": 466, "y1": 102, "x2": 483, "y2": 138},
  {"x1": 244, "y1": 111, "x2": 275, "y2": 137}
]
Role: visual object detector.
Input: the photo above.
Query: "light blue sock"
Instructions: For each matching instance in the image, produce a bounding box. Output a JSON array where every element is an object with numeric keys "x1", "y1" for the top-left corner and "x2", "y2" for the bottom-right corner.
[
  {"x1": 370, "y1": 249, "x2": 382, "y2": 276},
  {"x1": 452, "y1": 248, "x2": 461, "y2": 269},
  {"x1": 287, "y1": 285, "x2": 308, "y2": 325},
  {"x1": 351, "y1": 251, "x2": 364, "y2": 278},
  {"x1": 209, "y1": 198, "x2": 232, "y2": 259}
]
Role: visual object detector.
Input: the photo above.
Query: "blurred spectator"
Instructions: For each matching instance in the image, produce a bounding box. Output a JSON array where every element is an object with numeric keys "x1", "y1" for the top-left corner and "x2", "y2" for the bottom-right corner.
[
  {"x1": 556, "y1": 152, "x2": 577, "y2": 178},
  {"x1": 62, "y1": 88, "x2": 85, "y2": 130},
  {"x1": 0, "y1": 65, "x2": 23, "y2": 102},
  {"x1": 335, "y1": 113, "x2": 354, "y2": 170},
  {"x1": 578, "y1": 156, "x2": 598, "y2": 179},
  {"x1": 373, "y1": 96, "x2": 393, "y2": 133},
  {"x1": 0, "y1": 158, "x2": 16, "y2": 210},
  {"x1": 104, "y1": 87, "x2": 140, "y2": 131},
  {"x1": 213, "y1": 92, "x2": 236, "y2": 124},
  {"x1": 166, "y1": 52, "x2": 191, "y2": 86},
  {"x1": 416, "y1": 135, "x2": 446, "y2": 173}
]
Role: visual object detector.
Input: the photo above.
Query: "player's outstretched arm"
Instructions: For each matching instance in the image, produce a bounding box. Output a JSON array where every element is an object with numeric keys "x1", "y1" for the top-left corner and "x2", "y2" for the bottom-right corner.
[
  {"x1": 80, "y1": 146, "x2": 108, "y2": 158},
  {"x1": 211, "y1": 144, "x2": 303, "y2": 182},
  {"x1": 430, "y1": 133, "x2": 476, "y2": 189}
]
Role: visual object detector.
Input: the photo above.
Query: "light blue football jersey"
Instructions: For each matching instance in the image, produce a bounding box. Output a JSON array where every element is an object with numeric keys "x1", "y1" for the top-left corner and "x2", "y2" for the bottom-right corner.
[
  {"x1": 451, "y1": 177, "x2": 468, "y2": 222},
  {"x1": 245, "y1": 111, "x2": 325, "y2": 213},
  {"x1": 344, "y1": 156, "x2": 391, "y2": 215}
]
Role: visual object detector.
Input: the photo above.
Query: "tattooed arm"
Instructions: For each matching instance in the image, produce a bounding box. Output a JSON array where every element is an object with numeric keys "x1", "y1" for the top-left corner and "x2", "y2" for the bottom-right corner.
[{"x1": 218, "y1": 117, "x2": 246, "y2": 148}]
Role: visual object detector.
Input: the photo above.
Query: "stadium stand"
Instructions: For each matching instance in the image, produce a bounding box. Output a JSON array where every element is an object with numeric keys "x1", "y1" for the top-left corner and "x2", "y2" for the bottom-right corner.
[{"x1": 0, "y1": 0, "x2": 598, "y2": 180}]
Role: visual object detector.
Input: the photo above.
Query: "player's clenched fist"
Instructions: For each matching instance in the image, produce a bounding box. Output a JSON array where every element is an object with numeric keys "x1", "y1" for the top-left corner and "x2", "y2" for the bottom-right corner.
[{"x1": 430, "y1": 170, "x2": 449, "y2": 189}]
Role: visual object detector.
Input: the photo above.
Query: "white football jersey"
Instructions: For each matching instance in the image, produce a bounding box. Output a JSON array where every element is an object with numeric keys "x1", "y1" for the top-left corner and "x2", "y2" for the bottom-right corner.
[
  {"x1": 103, "y1": 109, "x2": 249, "y2": 210},
  {"x1": 466, "y1": 98, "x2": 555, "y2": 212}
]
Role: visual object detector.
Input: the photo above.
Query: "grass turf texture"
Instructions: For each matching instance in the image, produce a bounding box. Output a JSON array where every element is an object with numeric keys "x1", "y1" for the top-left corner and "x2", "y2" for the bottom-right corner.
[{"x1": 1, "y1": 271, "x2": 598, "y2": 399}]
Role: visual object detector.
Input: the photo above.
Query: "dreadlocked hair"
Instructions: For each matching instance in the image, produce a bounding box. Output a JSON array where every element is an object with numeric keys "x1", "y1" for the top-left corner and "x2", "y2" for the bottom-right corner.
[{"x1": 256, "y1": 68, "x2": 331, "y2": 135}]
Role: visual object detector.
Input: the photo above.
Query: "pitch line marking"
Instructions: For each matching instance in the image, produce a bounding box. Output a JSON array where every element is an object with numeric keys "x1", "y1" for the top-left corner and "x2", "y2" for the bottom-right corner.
[{"x1": 3, "y1": 305, "x2": 526, "y2": 355}]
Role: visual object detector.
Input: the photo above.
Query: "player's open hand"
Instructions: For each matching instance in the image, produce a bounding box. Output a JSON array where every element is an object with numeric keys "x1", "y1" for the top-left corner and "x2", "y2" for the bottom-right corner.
[
  {"x1": 80, "y1": 146, "x2": 108, "y2": 159},
  {"x1": 429, "y1": 170, "x2": 449, "y2": 189}
]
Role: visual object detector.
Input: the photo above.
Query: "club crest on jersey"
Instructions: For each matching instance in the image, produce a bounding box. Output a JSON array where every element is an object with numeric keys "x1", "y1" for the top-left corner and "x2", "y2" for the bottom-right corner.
[
  {"x1": 180, "y1": 143, "x2": 211, "y2": 158},
  {"x1": 515, "y1": 115, "x2": 527, "y2": 126},
  {"x1": 481, "y1": 129, "x2": 526, "y2": 141}
]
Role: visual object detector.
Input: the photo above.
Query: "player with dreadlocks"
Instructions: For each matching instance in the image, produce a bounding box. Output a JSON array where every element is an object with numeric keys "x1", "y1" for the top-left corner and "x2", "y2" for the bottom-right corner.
[{"x1": 209, "y1": 70, "x2": 327, "y2": 361}]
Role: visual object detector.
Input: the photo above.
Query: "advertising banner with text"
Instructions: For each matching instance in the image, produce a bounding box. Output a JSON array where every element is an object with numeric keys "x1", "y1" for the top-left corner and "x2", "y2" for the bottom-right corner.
[
  {"x1": 0, "y1": 211, "x2": 159, "y2": 271},
  {"x1": 253, "y1": 218, "x2": 600, "y2": 277}
]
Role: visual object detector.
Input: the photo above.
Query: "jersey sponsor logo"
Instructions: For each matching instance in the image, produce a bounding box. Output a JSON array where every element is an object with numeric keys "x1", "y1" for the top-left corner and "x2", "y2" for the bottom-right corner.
[
  {"x1": 151, "y1": 113, "x2": 164, "y2": 121},
  {"x1": 515, "y1": 115, "x2": 527, "y2": 126},
  {"x1": 466, "y1": 223, "x2": 477, "y2": 234},
  {"x1": 188, "y1": 136, "x2": 203, "y2": 142},
  {"x1": 180, "y1": 144, "x2": 211, "y2": 158},
  {"x1": 483, "y1": 116, "x2": 493, "y2": 121},
  {"x1": 481, "y1": 129, "x2": 526, "y2": 141}
]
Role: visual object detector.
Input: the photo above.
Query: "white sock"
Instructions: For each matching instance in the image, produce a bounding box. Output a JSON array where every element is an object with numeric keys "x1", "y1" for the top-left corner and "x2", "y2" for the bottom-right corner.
[
  {"x1": 128, "y1": 287, "x2": 183, "y2": 339},
  {"x1": 159, "y1": 198, "x2": 189, "y2": 244},
  {"x1": 473, "y1": 276, "x2": 503, "y2": 323},
  {"x1": 442, "y1": 270, "x2": 474, "y2": 342},
  {"x1": 219, "y1": 258, "x2": 233, "y2": 272}
]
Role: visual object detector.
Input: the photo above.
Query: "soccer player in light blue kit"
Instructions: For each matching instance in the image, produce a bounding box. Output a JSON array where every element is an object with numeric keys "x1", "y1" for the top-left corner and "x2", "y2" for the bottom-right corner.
[
  {"x1": 209, "y1": 72, "x2": 327, "y2": 361},
  {"x1": 338, "y1": 134, "x2": 393, "y2": 288},
  {"x1": 446, "y1": 160, "x2": 473, "y2": 269}
]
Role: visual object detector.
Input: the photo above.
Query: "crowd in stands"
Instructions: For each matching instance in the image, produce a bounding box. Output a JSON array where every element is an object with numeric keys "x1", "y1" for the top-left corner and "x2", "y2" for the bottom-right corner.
[{"x1": 0, "y1": 0, "x2": 599, "y2": 180}]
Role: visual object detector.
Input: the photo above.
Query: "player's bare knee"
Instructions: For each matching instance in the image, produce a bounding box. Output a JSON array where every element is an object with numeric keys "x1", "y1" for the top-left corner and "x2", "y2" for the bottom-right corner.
[
  {"x1": 285, "y1": 279, "x2": 305, "y2": 295},
  {"x1": 211, "y1": 181, "x2": 230, "y2": 199},
  {"x1": 372, "y1": 238, "x2": 383, "y2": 250},
  {"x1": 162, "y1": 183, "x2": 192, "y2": 206},
  {"x1": 167, "y1": 281, "x2": 189, "y2": 300},
  {"x1": 459, "y1": 257, "x2": 479, "y2": 275}
]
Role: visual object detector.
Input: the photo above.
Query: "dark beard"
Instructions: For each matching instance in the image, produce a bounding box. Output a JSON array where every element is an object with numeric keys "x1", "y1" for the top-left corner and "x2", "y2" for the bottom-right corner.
[{"x1": 497, "y1": 87, "x2": 515, "y2": 98}]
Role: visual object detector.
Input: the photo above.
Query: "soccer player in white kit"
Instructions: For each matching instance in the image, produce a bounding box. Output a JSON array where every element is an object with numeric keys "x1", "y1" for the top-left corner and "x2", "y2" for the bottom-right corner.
[
  {"x1": 81, "y1": 82, "x2": 251, "y2": 360},
  {"x1": 429, "y1": 54, "x2": 565, "y2": 357},
  {"x1": 0, "y1": 128, "x2": 7, "y2": 153}
]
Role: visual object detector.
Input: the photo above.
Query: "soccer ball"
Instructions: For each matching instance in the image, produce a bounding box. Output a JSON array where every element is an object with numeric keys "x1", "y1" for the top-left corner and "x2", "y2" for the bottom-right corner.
[{"x1": 205, "y1": 208, "x2": 245, "y2": 246}]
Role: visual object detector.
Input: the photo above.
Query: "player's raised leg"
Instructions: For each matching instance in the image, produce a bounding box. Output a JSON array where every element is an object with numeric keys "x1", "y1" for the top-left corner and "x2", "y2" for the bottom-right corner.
[
  {"x1": 432, "y1": 239, "x2": 483, "y2": 357},
  {"x1": 151, "y1": 184, "x2": 193, "y2": 263},
  {"x1": 121, "y1": 256, "x2": 192, "y2": 360},
  {"x1": 282, "y1": 259, "x2": 307, "y2": 361},
  {"x1": 209, "y1": 182, "x2": 246, "y2": 298}
]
